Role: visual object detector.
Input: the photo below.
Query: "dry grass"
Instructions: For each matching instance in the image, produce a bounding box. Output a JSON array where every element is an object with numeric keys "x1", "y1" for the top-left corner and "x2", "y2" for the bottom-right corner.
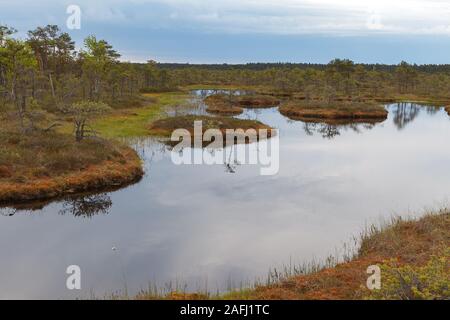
[
  {"x1": 240, "y1": 210, "x2": 449, "y2": 300},
  {"x1": 235, "y1": 95, "x2": 280, "y2": 108},
  {"x1": 0, "y1": 130, "x2": 143, "y2": 204},
  {"x1": 204, "y1": 94, "x2": 244, "y2": 116},
  {"x1": 204, "y1": 94, "x2": 280, "y2": 116},
  {"x1": 108, "y1": 95, "x2": 157, "y2": 110},
  {"x1": 148, "y1": 115, "x2": 273, "y2": 139},
  {"x1": 279, "y1": 100, "x2": 388, "y2": 124},
  {"x1": 130, "y1": 210, "x2": 449, "y2": 300}
]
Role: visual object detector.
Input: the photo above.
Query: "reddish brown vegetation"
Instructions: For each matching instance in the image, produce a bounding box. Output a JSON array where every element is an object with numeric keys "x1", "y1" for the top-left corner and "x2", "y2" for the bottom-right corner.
[
  {"x1": 204, "y1": 94, "x2": 244, "y2": 116},
  {"x1": 279, "y1": 100, "x2": 388, "y2": 124},
  {"x1": 204, "y1": 94, "x2": 280, "y2": 116},
  {"x1": 148, "y1": 115, "x2": 274, "y2": 142},
  {"x1": 246, "y1": 212, "x2": 449, "y2": 300},
  {"x1": 0, "y1": 145, "x2": 143, "y2": 205},
  {"x1": 235, "y1": 95, "x2": 280, "y2": 108}
]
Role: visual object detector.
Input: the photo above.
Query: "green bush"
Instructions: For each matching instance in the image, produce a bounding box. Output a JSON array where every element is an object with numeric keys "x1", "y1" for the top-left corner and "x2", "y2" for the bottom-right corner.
[{"x1": 367, "y1": 248, "x2": 449, "y2": 300}]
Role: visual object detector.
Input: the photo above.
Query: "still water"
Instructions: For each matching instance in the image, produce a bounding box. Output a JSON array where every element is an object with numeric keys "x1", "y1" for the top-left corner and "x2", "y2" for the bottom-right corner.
[{"x1": 0, "y1": 94, "x2": 449, "y2": 299}]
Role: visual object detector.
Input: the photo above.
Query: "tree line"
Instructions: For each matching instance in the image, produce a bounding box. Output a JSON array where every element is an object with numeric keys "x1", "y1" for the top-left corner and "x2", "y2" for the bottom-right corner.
[
  {"x1": 2, "y1": 24, "x2": 450, "y2": 140},
  {"x1": 0, "y1": 24, "x2": 173, "y2": 139}
]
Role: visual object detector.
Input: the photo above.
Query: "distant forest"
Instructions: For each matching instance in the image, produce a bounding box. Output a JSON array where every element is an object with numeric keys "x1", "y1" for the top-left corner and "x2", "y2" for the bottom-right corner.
[{"x1": 157, "y1": 62, "x2": 450, "y2": 73}]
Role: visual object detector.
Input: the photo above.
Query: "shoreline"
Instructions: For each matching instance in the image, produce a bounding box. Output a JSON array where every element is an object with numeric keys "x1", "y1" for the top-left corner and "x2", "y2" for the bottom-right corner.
[
  {"x1": 130, "y1": 210, "x2": 449, "y2": 300},
  {"x1": 278, "y1": 101, "x2": 389, "y2": 124},
  {"x1": 0, "y1": 146, "x2": 143, "y2": 207}
]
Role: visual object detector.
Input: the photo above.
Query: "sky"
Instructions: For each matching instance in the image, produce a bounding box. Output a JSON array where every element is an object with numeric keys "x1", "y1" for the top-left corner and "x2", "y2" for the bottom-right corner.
[{"x1": 1, "y1": 0, "x2": 450, "y2": 64}]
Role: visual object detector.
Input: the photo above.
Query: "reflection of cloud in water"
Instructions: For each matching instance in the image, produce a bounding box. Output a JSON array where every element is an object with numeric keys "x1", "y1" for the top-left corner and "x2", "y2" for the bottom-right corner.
[{"x1": 1, "y1": 101, "x2": 450, "y2": 298}]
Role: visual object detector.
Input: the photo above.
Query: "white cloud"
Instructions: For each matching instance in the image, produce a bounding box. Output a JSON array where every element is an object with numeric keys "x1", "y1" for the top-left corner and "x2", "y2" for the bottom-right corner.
[
  {"x1": 124, "y1": 0, "x2": 450, "y2": 35},
  {"x1": 2, "y1": 0, "x2": 450, "y2": 35}
]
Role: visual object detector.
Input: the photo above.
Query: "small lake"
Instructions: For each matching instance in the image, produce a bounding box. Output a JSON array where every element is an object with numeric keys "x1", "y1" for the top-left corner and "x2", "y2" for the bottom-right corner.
[{"x1": 1, "y1": 92, "x2": 450, "y2": 299}]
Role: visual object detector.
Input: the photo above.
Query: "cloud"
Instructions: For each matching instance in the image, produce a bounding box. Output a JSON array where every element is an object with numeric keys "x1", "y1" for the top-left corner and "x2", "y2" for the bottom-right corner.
[
  {"x1": 2, "y1": 0, "x2": 450, "y2": 36},
  {"x1": 125, "y1": 0, "x2": 450, "y2": 35}
]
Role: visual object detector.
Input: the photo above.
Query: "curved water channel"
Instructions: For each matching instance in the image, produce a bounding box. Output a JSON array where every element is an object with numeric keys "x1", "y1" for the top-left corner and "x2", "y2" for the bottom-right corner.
[{"x1": 1, "y1": 91, "x2": 449, "y2": 299}]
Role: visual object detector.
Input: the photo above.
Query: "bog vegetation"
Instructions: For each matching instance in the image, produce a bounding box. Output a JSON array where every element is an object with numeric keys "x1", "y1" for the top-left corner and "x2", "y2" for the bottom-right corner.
[
  {"x1": 2, "y1": 23, "x2": 450, "y2": 198},
  {"x1": 1, "y1": 23, "x2": 449, "y2": 300},
  {"x1": 130, "y1": 210, "x2": 449, "y2": 300},
  {"x1": 2, "y1": 23, "x2": 450, "y2": 202}
]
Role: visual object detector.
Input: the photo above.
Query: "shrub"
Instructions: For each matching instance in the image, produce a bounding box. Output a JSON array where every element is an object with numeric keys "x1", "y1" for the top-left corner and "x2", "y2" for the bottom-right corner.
[{"x1": 367, "y1": 248, "x2": 449, "y2": 300}]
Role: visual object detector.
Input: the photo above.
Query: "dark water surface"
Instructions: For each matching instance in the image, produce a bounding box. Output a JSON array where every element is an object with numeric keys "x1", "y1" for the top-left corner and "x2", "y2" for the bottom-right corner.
[{"x1": 1, "y1": 93, "x2": 449, "y2": 298}]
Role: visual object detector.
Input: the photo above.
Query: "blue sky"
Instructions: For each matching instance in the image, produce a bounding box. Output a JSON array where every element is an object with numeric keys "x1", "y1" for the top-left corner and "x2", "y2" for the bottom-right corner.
[{"x1": 2, "y1": 0, "x2": 450, "y2": 64}]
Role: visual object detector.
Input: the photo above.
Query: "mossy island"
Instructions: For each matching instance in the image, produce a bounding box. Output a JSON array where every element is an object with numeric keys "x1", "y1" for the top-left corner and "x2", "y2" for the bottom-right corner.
[
  {"x1": 204, "y1": 94, "x2": 281, "y2": 116},
  {"x1": 235, "y1": 94, "x2": 281, "y2": 108},
  {"x1": 0, "y1": 130, "x2": 143, "y2": 205},
  {"x1": 148, "y1": 115, "x2": 274, "y2": 146},
  {"x1": 204, "y1": 94, "x2": 244, "y2": 116},
  {"x1": 279, "y1": 100, "x2": 388, "y2": 124}
]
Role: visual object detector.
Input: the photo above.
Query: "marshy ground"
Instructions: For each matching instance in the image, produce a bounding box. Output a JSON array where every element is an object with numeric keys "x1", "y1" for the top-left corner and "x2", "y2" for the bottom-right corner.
[
  {"x1": 132, "y1": 210, "x2": 449, "y2": 300},
  {"x1": 279, "y1": 100, "x2": 388, "y2": 124},
  {"x1": 148, "y1": 114, "x2": 274, "y2": 147},
  {"x1": 0, "y1": 129, "x2": 143, "y2": 205},
  {"x1": 204, "y1": 93, "x2": 280, "y2": 116},
  {"x1": 2, "y1": 88, "x2": 450, "y2": 300}
]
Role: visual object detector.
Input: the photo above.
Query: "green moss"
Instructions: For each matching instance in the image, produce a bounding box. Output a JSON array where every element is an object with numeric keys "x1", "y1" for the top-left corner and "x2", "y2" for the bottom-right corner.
[
  {"x1": 93, "y1": 92, "x2": 188, "y2": 138},
  {"x1": 366, "y1": 248, "x2": 450, "y2": 300}
]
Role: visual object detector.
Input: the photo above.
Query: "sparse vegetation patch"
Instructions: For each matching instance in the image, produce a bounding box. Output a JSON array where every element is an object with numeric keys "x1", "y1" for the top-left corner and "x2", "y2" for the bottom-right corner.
[{"x1": 279, "y1": 100, "x2": 388, "y2": 124}]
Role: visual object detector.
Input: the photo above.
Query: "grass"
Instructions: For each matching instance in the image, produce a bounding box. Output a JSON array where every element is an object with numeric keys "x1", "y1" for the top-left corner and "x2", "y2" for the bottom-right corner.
[
  {"x1": 181, "y1": 84, "x2": 259, "y2": 91},
  {"x1": 204, "y1": 94, "x2": 280, "y2": 116},
  {"x1": 235, "y1": 94, "x2": 281, "y2": 108},
  {"x1": 127, "y1": 209, "x2": 449, "y2": 300},
  {"x1": 204, "y1": 94, "x2": 244, "y2": 116},
  {"x1": 390, "y1": 94, "x2": 450, "y2": 106},
  {"x1": 92, "y1": 92, "x2": 188, "y2": 138},
  {"x1": 238, "y1": 210, "x2": 449, "y2": 300},
  {"x1": 148, "y1": 115, "x2": 274, "y2": 145},
  {"x1": 203, "y1": 93, "x2": 281, "y2": 116},
  {"x1": 279, "y1": 100, "x2": 388, "y2": 124},
  {"x1": 0, "y1": 129, "x2": 143, "y2": 204},
  {"x1": 0, "y1": 92, "x2": 190, "y2": 204}
]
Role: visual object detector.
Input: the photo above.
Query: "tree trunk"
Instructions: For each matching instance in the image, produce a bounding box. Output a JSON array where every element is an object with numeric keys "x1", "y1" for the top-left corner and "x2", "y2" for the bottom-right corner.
[{"x1": 49, "y1": 72, "x2": 56, "y2": 100}]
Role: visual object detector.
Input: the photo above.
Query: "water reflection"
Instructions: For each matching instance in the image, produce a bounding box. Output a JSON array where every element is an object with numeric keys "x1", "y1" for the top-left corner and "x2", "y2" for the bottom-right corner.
[
  {"x1": 59, "y1": 193, "x2": 112, "y2": 218},
  {"x1": 295, "y1": 103, "x2": 442, "y2": 138},
  {"x1": 391, "y1": 103, "x2": 421, "y2": 130},
  {"x1": 0, "y1": 193, "x2": 114, "y2": 218},
  {"x1": 424, "y1": 105, "x2": 441, "y2": 115},
  {"x1": 1, "y1": 97, "x2": 450, "y2": 299},
  {"x1": 0, "y1": 207, "x2": 17, "y2": 217},
  {"x1": 301, "y1": 122, "x2": 376, "y2": 139},
  {"x1": 224, "y1": 146, "x2": 241, "y2": 174}
]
